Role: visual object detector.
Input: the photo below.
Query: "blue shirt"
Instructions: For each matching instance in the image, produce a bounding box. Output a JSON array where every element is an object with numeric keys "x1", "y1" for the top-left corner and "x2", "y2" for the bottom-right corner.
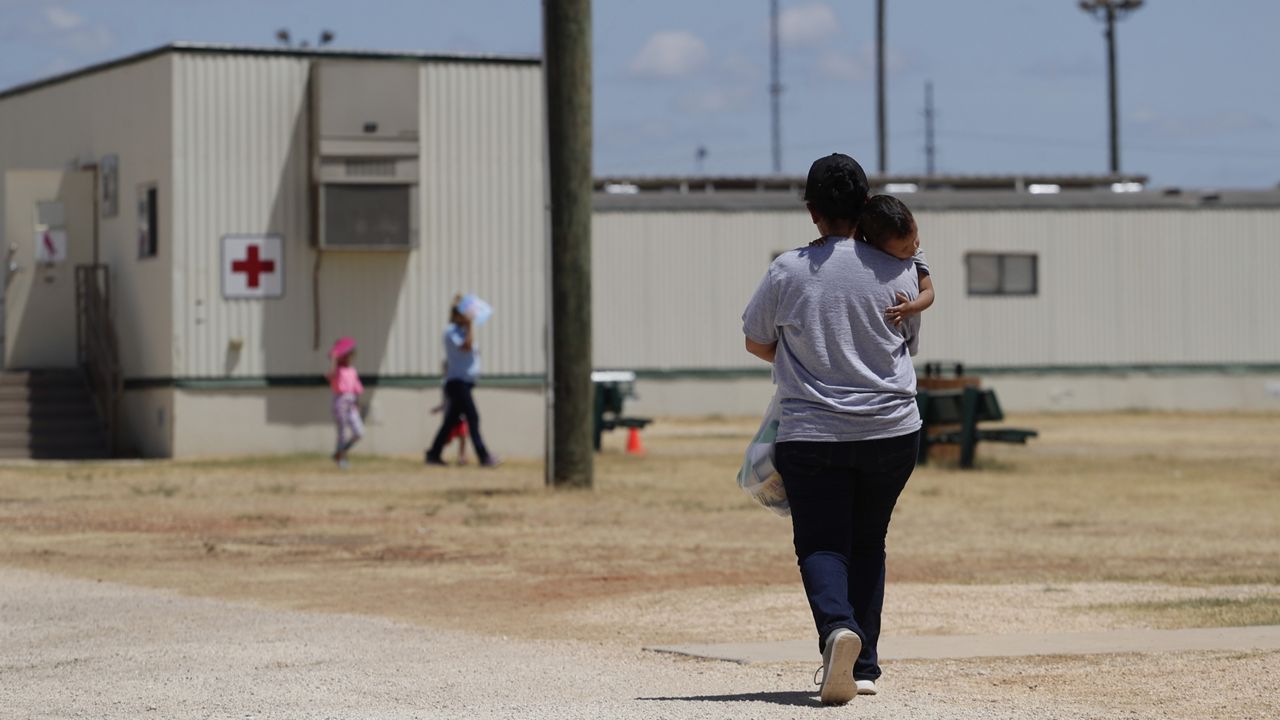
[{"x1": 443, "y1": 324, "x2": 480, "y2": 382}]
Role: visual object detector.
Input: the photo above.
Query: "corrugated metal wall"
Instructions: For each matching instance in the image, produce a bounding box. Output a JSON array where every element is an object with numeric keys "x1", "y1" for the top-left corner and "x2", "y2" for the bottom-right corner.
[
  {"x1": 172, "y1": 54, "x2": 546, "y2": 379},
  {"x1": 592, "y1": 206, "x2": 1280, "y2": 369}
]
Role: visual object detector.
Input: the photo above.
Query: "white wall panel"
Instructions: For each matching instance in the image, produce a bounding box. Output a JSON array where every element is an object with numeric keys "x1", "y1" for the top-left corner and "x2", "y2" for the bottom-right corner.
[{"x1": 593, "y1": 206, "x2": 1280, "y2": 370}]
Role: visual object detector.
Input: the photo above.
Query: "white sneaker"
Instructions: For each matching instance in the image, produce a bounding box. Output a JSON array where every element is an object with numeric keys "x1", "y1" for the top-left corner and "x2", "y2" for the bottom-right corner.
[
  {"x1": 817, "y1": 628, "x2": 860, "y2": 705},
  {"x1": 856, "y1": 679, "x2": 878, "y2": 695}
]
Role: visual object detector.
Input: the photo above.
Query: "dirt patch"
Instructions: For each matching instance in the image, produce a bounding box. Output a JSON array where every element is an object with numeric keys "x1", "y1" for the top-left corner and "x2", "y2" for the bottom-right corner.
[{"x1": 0, "y1": 412, "x2": 1278, "y2": 648}]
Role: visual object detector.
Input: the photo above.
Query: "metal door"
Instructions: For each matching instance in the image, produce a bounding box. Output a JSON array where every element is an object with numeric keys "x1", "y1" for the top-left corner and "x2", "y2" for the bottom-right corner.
[{"x1": 2, "y1": 170, "x2": 95, "y2": 369}]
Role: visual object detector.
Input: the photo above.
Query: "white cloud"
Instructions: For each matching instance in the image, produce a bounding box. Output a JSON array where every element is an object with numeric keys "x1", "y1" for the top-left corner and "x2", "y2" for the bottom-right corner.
[
  {"x1": 817, "y1": 44, "x2": 909, "y2": 83},
  {"x1": 629, "y1": 30, "x2": 710, "y2": 79},
  {"x1": 779, "y1": 2, "x2": 839, "y2": 48},
  {"x1": 818, "y1": 49, "x2": 868, "y2": 82},
  {"x1": 31, "y1": 4, "x2": 114, "y2": 56},
  {"x1": 44, "y1": 5, "x2": 84, "y2": 31},
  {"x1": 678, "y1": 85, "x2": 753, "y2": 114}
]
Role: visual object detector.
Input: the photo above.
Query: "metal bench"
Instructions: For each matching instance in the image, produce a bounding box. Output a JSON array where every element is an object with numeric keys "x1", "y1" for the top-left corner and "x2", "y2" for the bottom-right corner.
[
  {"x1": 916, "y1": 386, "x2": 1037, "y2": 468},
  {"x1": 591, "y1": 371, "x2": 652, "y2": 452}
]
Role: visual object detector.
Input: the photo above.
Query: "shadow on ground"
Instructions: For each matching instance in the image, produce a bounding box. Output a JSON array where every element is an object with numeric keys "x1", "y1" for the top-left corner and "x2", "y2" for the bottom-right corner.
[{"x1": 638, "y1": 690, "x2": 820, "y2": 708}]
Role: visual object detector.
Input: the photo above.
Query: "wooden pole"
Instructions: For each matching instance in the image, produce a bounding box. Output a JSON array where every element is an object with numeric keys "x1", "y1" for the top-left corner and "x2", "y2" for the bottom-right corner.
[{"x1": 543, "y1": 0, "x2": 594, "y2": 488}]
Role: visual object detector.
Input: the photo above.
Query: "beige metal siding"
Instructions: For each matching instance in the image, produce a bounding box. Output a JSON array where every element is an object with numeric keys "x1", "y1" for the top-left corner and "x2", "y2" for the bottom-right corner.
[
  {"x1": 172, "y1": 55, "x2": 546, "y2": 378},
  {"x1": 592, "y1": 211, "x2": 811, "y2": 369},
  {"x1": 0, "y1": 56, "x2": 173, "y2": 378},
  {"x1": 592, "y1": 207, "x2": 1280, "y2": 369}
]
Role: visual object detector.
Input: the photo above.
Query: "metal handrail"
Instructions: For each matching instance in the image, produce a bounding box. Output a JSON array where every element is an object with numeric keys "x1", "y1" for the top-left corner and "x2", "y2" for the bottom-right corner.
[{"x1": 74, "y1": 265, "x2": 121, "y2": 456}]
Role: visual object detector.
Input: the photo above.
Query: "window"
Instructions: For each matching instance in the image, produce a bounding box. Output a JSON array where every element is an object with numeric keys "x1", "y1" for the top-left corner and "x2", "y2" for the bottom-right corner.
[
  {"x1": 138, "y1": 183, "x2": 158, "y2": 258},
  {"x1": 966, "y1": 252, "x2": 1037, "y2": 296}
]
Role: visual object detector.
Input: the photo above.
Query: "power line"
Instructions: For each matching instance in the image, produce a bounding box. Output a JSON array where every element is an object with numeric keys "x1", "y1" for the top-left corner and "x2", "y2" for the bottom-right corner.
[{"x1": 939, "y1": 127, "x2": 1280, "y2": 158}]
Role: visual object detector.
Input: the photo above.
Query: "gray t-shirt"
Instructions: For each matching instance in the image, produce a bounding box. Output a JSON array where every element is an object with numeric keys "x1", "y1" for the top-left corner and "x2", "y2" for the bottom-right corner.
[{"x1": 742, "y1": 238, "x2": 922, "y2": 442}]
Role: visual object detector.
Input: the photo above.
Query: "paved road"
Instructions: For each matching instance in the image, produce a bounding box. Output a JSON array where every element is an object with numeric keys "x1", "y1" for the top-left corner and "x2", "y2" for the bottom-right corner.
[{"x1": 1, "y1": 568, "x2": 1272, "y2": 719}]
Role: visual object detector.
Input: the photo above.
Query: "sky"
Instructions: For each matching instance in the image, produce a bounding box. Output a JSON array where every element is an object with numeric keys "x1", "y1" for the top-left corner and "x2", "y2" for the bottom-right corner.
[{"x1": 1, "y1": 0, "x2": 1278, "y2": 189}]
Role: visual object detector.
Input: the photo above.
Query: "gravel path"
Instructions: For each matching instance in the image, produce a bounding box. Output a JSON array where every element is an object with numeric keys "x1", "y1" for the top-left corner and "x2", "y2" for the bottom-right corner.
[{"x1": 2, "y1": 568, "x2": 1274, "y2": 720}]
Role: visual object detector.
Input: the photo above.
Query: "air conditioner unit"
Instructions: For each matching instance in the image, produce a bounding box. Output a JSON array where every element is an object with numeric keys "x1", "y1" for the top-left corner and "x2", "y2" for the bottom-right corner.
[{"x1": 311, "y1": 60, "x2": 420, "y2": 250}]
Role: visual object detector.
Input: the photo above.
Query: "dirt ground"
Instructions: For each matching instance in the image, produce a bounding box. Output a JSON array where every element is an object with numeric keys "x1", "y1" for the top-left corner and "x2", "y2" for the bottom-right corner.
[{"x1": 1, "y1": 412, "x2": 1278, "y2": 717}]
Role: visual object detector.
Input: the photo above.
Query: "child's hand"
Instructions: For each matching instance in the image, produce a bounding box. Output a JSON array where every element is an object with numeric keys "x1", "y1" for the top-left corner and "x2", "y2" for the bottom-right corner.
[{"x1": 885, "y1": 291, "x2": 917, "y2": 327}]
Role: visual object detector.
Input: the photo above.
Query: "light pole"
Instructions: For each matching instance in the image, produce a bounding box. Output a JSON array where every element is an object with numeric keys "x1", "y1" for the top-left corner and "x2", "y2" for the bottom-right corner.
[{"x1": 1078, "y1": 0, "x2": 1143, "y2": 173}]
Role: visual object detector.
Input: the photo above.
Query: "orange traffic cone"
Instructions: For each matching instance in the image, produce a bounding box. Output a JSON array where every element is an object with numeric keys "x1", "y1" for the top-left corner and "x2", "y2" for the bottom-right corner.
[{"x1": 625, "y1": 427, "x2": 645, "y2": 455}]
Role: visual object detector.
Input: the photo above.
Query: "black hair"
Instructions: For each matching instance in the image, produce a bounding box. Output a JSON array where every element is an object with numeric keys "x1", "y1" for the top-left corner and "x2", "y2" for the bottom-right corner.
[
  {"x1": 803, "y1": 153, "x2": 870, "y2": 221},
  {"x1": 854, "y1": 194, "x2": 915, "y2": 246}
]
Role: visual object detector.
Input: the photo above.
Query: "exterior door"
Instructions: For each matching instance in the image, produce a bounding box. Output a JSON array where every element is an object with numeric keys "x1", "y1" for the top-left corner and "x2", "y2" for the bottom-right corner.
[{"x1": 2, "y1": 169, "x2": 95, "y2": 369}]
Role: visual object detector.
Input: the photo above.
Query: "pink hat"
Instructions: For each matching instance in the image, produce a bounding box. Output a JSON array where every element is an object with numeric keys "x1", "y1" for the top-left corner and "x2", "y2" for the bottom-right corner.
[{"x1": 329, "y1": 336, "x2": 356, "y2": 359}]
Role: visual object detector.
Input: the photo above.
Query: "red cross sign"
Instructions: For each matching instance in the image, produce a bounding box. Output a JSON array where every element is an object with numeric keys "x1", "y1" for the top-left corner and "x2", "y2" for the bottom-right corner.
[
  {"x1": 222, "y1": 235, "x2": 284, "y2": 299},
  {"x1": 231, "y1": 245, "x2": 276, "y2": 288}
]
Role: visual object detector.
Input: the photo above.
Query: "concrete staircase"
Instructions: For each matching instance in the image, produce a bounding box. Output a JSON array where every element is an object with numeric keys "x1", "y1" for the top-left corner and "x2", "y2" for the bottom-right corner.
[{"x1": 0, "y1": 370, "x2": 110, "y2": 459}]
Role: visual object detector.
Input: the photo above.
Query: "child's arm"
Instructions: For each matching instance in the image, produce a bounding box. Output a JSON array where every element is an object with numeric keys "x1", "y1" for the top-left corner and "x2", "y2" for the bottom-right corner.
[{"x1": 885, "y1": 271, "x2": 934, "y2": 327}]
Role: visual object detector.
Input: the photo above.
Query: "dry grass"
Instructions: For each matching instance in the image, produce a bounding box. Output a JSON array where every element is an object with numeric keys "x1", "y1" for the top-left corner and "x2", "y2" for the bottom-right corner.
[
  {"x1": 1090, "y1": 596, "x2": 1280, "y2": 629},
  {"x1": 0, "y1": 412, "x2": 1277, "y2": 646}
]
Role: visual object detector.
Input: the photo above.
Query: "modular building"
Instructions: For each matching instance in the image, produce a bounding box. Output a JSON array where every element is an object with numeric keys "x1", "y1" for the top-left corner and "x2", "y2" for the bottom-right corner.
[
  {"x1": 593, "y1": 188, "x2": 1280, "y2": 418},
  {"x1": 0, "y1": 44, "x2": 549, "y2": 458}
]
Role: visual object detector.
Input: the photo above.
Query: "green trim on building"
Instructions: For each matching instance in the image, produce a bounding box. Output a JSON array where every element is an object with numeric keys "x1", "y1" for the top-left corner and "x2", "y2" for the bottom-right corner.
[
  {"x1": 124, "y1": 374, "x2": 546, "y2": 391},
  {"x1": 958, "y1": 363, "x2": 1280, "y2": 376},
  {"x1": 122, "y1": 363, "x2": 1280, "y2": 392},
  {"x1": 634, "y1": 363, "x2": 1280, "y2": 380}
]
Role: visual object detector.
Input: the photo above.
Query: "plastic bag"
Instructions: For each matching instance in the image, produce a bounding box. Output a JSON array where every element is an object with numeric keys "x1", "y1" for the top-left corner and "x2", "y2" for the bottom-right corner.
[{"x1": 736, "y1": 393, "x2": 790, "y2": 516}]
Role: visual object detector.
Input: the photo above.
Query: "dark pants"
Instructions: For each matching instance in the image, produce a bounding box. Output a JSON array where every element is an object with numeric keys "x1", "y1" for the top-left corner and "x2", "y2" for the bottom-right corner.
[
  {"x1": 775, "y1": 430, "x2": 920, "y2": 681},
  {"x1": 428, "y1": 380, "x2": 491, "y2": 463}
]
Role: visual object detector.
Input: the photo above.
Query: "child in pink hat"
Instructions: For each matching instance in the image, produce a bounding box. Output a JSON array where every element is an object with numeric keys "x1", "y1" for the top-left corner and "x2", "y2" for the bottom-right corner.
[{"x1": 325, "y1": 337, "x2": 364, "y2": 469}]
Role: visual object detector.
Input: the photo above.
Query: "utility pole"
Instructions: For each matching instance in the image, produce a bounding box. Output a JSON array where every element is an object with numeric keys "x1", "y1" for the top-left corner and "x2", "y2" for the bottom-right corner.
[
  {"x1": 923, "y1": 81, "x2": 936, "y2": 176},
  {"x1": 876, "y1": 0, "x2": 887, "y2": 174},
  {"x1": 543, "y1": 0, "x2": 593, "y2": 488},
  {"x1": 769, "y1": 0, "x2": 783, "y2": 174},
  {"x1": 1079, "y1": 0, "x2": 1143, "y2": 173}
]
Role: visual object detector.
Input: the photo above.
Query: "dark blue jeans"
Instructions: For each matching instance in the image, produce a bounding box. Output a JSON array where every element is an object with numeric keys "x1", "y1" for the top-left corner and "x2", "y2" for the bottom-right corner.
[
  {"x1": 427, "y1": 380, "x2": 491, "y2": 463},
  {"x1": 775, "y1": 430, "x2": 920, "y2": 681}
]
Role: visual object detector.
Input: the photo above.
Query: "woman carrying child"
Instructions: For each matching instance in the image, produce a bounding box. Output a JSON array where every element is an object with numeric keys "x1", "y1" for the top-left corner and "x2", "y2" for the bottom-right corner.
[{"x1": 741, "y1": 153, "x2": 930, "y2": 705}]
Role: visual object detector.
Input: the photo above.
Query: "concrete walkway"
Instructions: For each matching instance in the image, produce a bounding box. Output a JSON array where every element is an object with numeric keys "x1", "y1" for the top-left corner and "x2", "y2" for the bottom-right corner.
[{"x1": 648, "y1": 625, "x2": 1280, "y2": 664}]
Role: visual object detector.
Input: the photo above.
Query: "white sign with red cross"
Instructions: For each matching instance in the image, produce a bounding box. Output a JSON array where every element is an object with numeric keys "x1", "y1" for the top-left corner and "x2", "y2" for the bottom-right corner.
[{"x1": 222, "y1": 235, "x2": 284, "y2": 299}]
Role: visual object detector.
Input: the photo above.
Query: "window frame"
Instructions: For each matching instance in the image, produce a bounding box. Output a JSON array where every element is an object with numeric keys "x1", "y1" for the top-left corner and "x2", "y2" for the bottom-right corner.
[
  {"x1": 137, "y1": 182, "x2": 158, "y2": 260},
  {"x1": 965, "y1": 251, "x2": 1038, "y2": 297}
]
